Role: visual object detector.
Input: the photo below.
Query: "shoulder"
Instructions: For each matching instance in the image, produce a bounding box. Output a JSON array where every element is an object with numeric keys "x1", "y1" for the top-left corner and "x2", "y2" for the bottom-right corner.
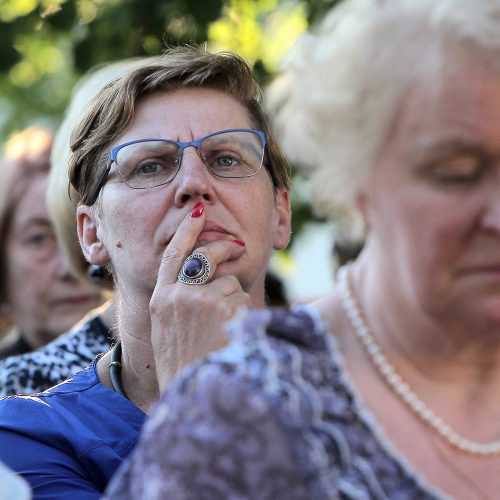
[
  {"x1": 110, "y1": 307, "x2": 441, "y2": 500},
  {"x1": 0, "y1": 363, "x2": 140, "y2": 441},
  {"x1": 226, "y1": 304, "x2": 330, "y2": 353},
  {"x1": 0, "y1": 364, "x2": 102, "y2": 428},
  {"x1": 0, "y1": 364, "x2": 145, "y2": 497},
  {"x1": 213, "y1": 305, "x2": 335, "y2": 388}
]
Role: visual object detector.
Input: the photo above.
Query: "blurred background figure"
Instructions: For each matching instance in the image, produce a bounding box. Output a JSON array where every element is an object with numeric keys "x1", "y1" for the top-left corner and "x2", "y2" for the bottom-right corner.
[
  {"x1": 0, "y1": 126, "x2": 104, "y2": 360},
  {"x1": 0, "y1": 59, "x2": 153, "y2": 396}
]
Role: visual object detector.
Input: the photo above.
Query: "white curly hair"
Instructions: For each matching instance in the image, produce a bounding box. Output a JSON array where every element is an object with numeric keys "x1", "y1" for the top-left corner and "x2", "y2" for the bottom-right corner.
[{"x1": 268, "y1": 0, "x2": 500, "y2": 235}]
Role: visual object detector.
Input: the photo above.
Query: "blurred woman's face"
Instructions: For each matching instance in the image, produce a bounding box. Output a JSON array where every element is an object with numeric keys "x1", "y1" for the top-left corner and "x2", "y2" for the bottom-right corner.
[
  {"x1": 359, "y1": 53, "x2": 500, "y2": 329},
  {"x1": 5, "y1": 175, "x2": 104, "y2": 348},
  {"x1": 80, "y1": 87, "x2": 291, "y2": 303}
]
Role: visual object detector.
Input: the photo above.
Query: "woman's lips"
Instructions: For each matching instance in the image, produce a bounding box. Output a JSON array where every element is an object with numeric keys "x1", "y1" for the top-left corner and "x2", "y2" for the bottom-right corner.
[
  {"x1": 197, "y1": 230, "x2": 233, "y2": 242},
  {"x1": 165, "y1": 220, "x2": 235, "y2": 245},
  {"x1": 201, "y1": 221, "x2": 230, "y2": 234},
  {"x1": 198, "y1": 221, "x2": 234, "y2": 242}
]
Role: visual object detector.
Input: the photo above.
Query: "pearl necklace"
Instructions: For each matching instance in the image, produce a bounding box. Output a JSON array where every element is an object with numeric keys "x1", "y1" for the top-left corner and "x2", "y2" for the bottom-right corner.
[{"x1": 338, "y1": 265, "x2": 500, "y2": 456}]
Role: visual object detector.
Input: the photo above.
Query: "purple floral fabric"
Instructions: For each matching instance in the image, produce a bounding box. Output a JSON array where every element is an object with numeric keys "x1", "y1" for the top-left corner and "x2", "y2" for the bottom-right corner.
[{"x1": 105, "y1": 306, "x2": 445, "y2": 500}]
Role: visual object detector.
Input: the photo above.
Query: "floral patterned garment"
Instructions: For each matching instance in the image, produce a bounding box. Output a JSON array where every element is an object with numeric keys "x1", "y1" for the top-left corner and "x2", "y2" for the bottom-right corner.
[{"x1": 105, "y1": 306, "x2": 447, "y2": 500}]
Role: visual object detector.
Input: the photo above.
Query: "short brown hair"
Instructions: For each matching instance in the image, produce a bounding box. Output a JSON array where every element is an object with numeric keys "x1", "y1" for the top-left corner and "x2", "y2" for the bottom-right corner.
[{"x1": 69, "y1": 46, "x2": 290, "y2": 205}]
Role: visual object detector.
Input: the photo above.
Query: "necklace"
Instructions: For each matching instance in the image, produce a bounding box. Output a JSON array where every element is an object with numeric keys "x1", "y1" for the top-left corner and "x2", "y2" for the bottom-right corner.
[
  {"x1": 337, "y1": 265, "x2": 500, "y2": 456},
  {"x1": 109, "y1": 341, "x2": 129, "y2": 399}
]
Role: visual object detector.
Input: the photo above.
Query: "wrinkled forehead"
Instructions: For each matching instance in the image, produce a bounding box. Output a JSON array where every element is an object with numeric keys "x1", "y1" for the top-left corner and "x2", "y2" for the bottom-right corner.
[{"x1": 110, "y1": 88, "x2": 256, "y2": 147}]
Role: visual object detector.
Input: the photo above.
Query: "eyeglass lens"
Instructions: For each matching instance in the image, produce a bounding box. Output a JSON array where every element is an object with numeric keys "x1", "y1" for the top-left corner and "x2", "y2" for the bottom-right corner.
[{"x1": 115, "y1": 130, "x2": 264, "y2": 189}]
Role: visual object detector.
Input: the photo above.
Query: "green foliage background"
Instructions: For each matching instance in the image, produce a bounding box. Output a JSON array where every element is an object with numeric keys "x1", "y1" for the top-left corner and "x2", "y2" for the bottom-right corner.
[{"x1": 0, "y1": 0, "x2": 341, "y2": 248}]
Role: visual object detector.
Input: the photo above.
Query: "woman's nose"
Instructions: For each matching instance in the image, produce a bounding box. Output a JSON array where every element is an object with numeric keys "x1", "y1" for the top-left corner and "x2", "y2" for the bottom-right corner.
[
  {"x1": 52, "y1": 249, "x2": 78, "y2": 282},
  {"x1": 173, "y1": 148, "x2": 216, "y2": 206}
]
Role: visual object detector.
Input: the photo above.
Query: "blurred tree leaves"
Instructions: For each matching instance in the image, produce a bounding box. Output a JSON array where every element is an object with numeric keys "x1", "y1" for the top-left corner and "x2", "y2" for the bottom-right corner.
[
  {"x1": 0, "y1": 0, "x2": 342, "y2": 141},
  {"x1": 0, "y1": 0, "x2": 340, "y2": 242},
  {"x1": 0, "y1": 0, "x2": 225, "y2": 138}
]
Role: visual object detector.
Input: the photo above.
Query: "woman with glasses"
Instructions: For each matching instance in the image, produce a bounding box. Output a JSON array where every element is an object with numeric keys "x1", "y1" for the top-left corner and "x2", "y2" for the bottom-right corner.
[
  {"x1": 106, "y1": 1, "x2": 500, "y2": 499},
  {"x1": 0, "y1": 47, "x2": 291, "y2": 499}
]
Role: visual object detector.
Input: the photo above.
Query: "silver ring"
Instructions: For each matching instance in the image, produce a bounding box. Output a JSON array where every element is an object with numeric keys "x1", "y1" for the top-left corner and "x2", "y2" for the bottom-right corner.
[{"x1": 178, "y1": 253, "x2": 211, "y2": 285}]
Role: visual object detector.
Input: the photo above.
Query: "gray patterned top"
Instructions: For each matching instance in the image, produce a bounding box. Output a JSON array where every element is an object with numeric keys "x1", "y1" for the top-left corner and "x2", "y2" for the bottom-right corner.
[{"x1": 105, "y1": 306, "x2": 446, "y2": 500}]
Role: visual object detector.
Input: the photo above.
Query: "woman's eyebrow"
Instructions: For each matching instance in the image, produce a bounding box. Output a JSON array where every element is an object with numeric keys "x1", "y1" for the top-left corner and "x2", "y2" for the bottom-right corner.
[{"x1": 18, "y1": 217, "x2": 52, "y2": 231}]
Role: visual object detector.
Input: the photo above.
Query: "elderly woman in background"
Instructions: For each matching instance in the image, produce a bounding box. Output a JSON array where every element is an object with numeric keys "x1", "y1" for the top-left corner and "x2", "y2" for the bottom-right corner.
[
  {"x1": 0, "y1": 59, "x2": 154, "y2": 397},
  {"x1": 106, "y1": 1, "x2": 500, "y2": 499},
  {"x1": 0, "y1": 47, "x2": 291, "y2": 498},
  {"x1": 0, "y1": 127, "x2": 104, "y2": 360}
]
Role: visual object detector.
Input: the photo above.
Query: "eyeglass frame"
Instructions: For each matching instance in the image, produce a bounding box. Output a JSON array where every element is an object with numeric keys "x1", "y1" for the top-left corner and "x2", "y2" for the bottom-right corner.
[{"x1": 88, "y1": 128, "x2": 267, "y2": 204}]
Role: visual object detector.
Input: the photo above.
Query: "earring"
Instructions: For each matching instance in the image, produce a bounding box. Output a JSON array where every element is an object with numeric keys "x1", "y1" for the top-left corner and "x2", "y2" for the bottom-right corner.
[{"x1": 87, "y1": 264, "x2": 108, "y2": 283}]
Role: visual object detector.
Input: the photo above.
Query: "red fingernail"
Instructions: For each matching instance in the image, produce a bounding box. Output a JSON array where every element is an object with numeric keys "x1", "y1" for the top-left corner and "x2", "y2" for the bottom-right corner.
[
  {"x1": 191, "y1": 202, "x2": 204, "y2": 218},
  {"x1": 233, "y1": 240, "x2": 246, "y2": 247}
]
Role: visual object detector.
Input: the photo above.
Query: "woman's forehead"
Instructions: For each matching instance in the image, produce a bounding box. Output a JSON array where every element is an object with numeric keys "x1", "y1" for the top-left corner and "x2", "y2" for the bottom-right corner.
[
  {"x1": 113, "y1": 88, "x2": 253, "y2": 144},
  {"x1": 387, "y1": 54, "x2": 500, "y2": 155},
  {"x1": 8, "y1": 175, "x2": 50, "y2": 229}
]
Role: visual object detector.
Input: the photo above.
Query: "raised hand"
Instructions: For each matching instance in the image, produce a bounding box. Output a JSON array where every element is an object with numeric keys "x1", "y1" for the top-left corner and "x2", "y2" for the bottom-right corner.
[{"x1": 150, "y1": 202, "x2": 249, "y2": 392}]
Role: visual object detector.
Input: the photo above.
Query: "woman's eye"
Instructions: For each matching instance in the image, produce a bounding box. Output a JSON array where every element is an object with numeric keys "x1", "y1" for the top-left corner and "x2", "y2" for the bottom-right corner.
[
  {"x1": 23, "y1": 230, "x2": 56, "y2": 252},
  {"x1": 212, "y1": 154, "x2": 241, "y2": 169},
  {"x1": 28, "y1": 234, "x2": 48, "y2": 245},
  {"x1": 429, "y1": 156, "x2": 483, "y2": 185},
  {"x1": 137, "y1": 162, "x2": 162, "y2": 175}
]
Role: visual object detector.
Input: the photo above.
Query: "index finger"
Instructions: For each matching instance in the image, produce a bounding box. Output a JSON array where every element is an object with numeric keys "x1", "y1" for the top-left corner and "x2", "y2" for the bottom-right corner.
[{"x1": 156, "y1": 202, "x2": 206, "y2": 286}]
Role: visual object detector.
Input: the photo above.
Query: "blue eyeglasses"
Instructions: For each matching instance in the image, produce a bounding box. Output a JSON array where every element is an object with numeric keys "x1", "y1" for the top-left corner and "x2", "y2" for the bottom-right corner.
[{"x1": 89, "y1": 128, "x2": 267, "y2": 203}]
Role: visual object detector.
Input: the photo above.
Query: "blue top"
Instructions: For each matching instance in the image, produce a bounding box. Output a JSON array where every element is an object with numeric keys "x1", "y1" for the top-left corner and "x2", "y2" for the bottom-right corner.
[{"x1": 0, "y1": 362, "x2": 146, "y2": 499}]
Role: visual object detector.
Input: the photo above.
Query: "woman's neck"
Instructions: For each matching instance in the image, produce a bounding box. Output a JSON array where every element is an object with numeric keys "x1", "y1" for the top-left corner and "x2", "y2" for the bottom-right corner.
[
  {"x1": 333, "y1": 253, "x2": 500, "y2": 433},
  {"x1": 97, "y1": 292, "x2": 159, "y2": 414}
]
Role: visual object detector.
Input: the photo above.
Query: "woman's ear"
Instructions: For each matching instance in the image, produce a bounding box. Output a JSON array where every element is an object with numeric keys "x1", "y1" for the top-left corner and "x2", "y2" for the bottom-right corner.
[
  {"x1": 273, "y1": 188, "x2": 292, "y2": 251},
  {"x1": 76, "y1": 205, "x2": 110, "y2": 266}
]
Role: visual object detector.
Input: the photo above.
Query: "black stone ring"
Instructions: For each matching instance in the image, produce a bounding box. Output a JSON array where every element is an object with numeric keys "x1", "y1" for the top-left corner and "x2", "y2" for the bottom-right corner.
[{"x1": 178, "y1": 253, "x2": 211, "y2": 285}]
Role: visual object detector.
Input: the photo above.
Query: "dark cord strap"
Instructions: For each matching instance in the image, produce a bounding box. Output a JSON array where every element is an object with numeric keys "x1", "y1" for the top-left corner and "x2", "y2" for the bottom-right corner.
[{"x1": 109, "y1": 341, "x2": 128, "y2": 400}]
